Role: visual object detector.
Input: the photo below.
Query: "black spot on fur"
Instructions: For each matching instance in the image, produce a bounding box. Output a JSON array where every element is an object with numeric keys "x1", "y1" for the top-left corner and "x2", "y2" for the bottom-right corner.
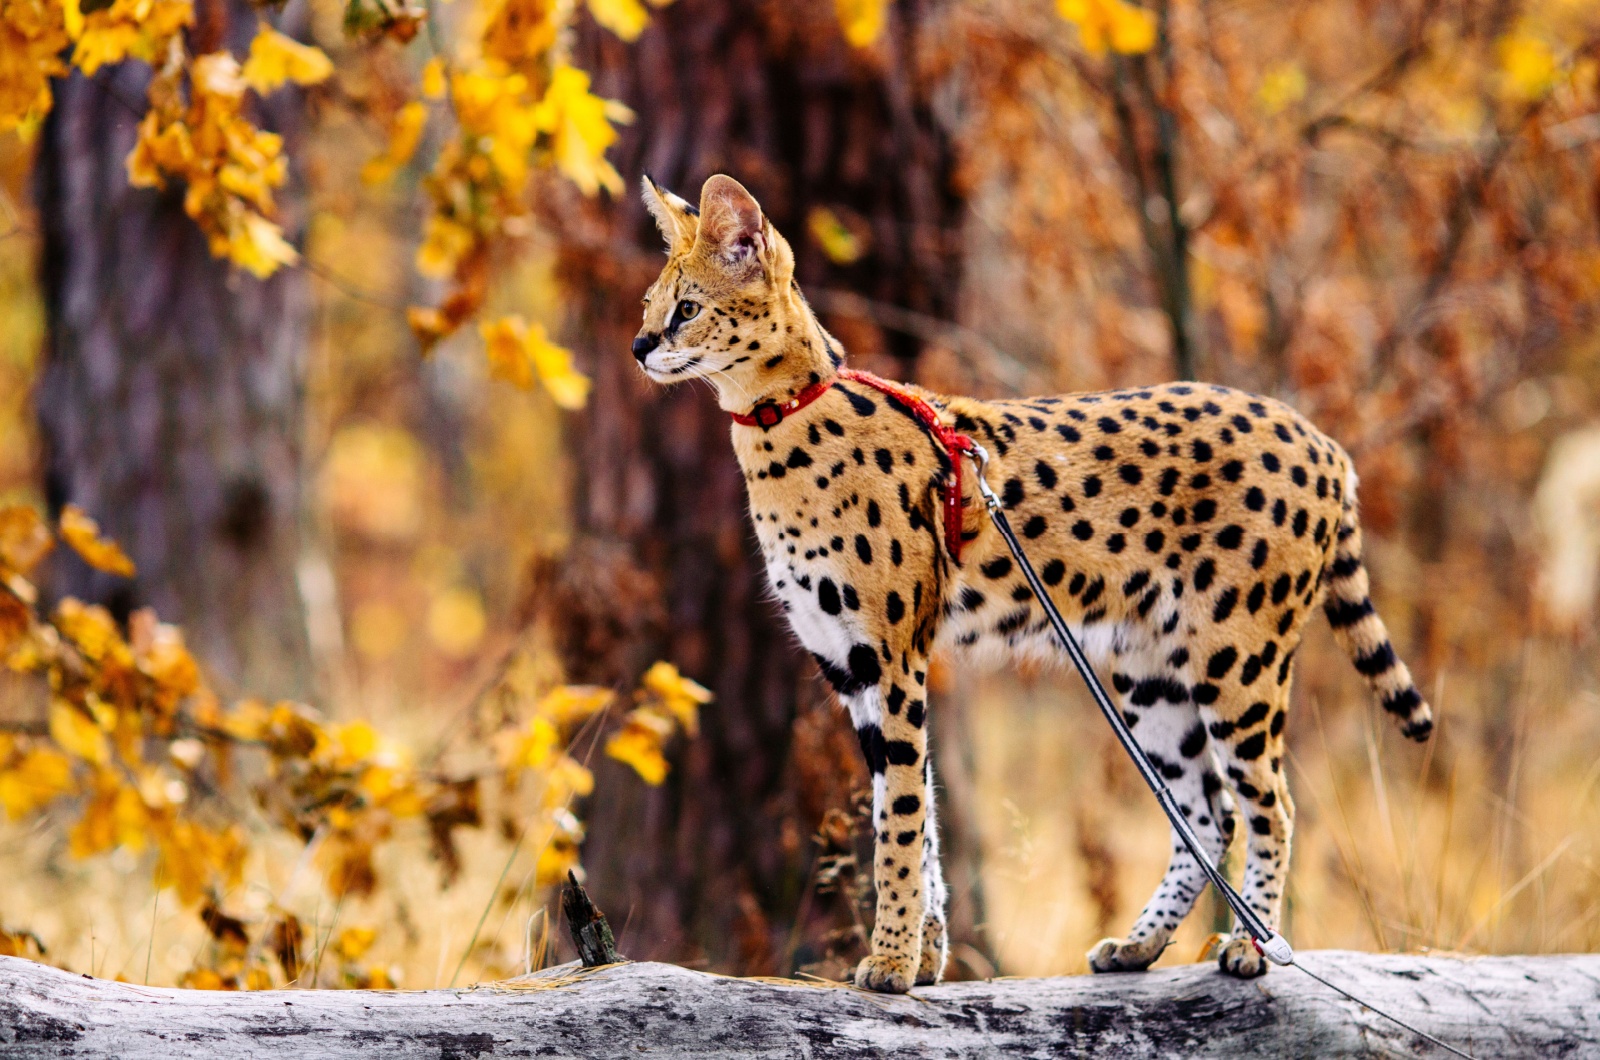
[
  {"x1": 818, "y1": 579, "x2": 842, "y2": 615},
  {"x1": 885, "y1": 740, "x2": 919, "y2": 766},
  {"x1": 1213, "y1": 587, "x2": 1239, "y2": 622},
  {"x1": 856, "y1": 723, "x2": 887, "y2": 773},
  {"x1": 1207, "y1": 647, "x2": 1238, "y2": 679},
  {"x1": 843, "y1": 389, "x2": 877, "y2": 417},
  {"x1": 981, "y1": 556, "x2": 1013, "y2": 579}
]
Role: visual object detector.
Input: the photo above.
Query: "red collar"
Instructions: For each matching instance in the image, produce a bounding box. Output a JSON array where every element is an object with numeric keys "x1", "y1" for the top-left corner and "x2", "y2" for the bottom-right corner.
[
  {"x1": 728, "y1": 376, "x2": 836, "y2": 429},
  {"x1": 730, "y1": 368, "x2": 980, "y2": 562}
]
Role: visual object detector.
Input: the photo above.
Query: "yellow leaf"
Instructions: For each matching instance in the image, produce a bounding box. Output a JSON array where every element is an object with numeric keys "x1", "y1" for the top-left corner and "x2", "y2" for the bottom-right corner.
[
  {"x1": 242, "y1": 26, "x2": 334, "y2": 94},
  {"x1": 0, "y1": 747, "x2": 76, "y2": 819},
  {"x1": 586, "y1": 0, "x2": 650, "y2": 41},
  {"x1": 484, "y1": 0, "x2": 560, "y2": 65},
  {"x1": 531, "y1": 64, "x2": 631, "y2": 197},
  {"x1": 535, "y1": 831, "x2": 581, "y2": 886},
  {"x1": 333, "y1": 926, "x2": 377, "y2": 961},
  {"x1": 71, "y1": 24, "x2": 147, "y2": 76},
  {"x1": 221, "y1": 699, "x2": 271, "y2": 742},
  {"x1": 835, "y1": 0, "x2": 887, "y2": 48},
  {"x1": 421, "y1": 57, "x2": 447, "y2": 99},
  {"x1": 54, "y1": 597, "x2": 131, "y2": 664},
  {"x1": 1257, "y1": 63, "x2": 1307, "y2": 115},
  {"x1": 131, "y1": 609, "x2": 201, "y2": 709},
  {"x1": 180, "y1": 968, "x2": 226, "y2": 990},
  {"x1": 1499, "y1": 31, "x2": 1559, "y2": 100},
  {"x1": 158, "y1": 819, "x2": 245, "y2": 905},
  {"x1": 227, "y1": 212, "x2": 300, "y2": 278},
  {"x1": 496, "y1": 716, "x2": 559, "y2": 772},
  {"x1": 50, "y1": 698, "x2": 110, "y2": 765},
  {"x1": 1104, "y1": 0, "x2": 1155, "y2": 54},
  {"x1": 543, "y1": 754, "x2": 595, "y2": 807},
  {"x1": 526, "y1": 322, "x2": 591, "y2": 409},
  {"x1": 361, "y1": 101, "x2": 428, "y2": 185},
  {"x1": 1056, "y1": 0, "x2": 1156, "y2": 57},
  {"x1": 480, "y1": 315, "x2": 591, "y2": 406},
  {"x1": 807, "y1": 206, "x2": 863, "y2": 265},
  {"x1": 604, "y1": 710, "x2": 674, "y2": 785},
  {"x1": 336, "y1": 721, "x2": 380, "y2": 763},
  {"x1": 536, "y1": 685, "x2": 614, "y2": 726},
  {"x1": 640, "y1": 660, "x2": 710, "y2": 735},
  {"x1": 0, "y1": 926, "x2": 45, "y2": 960},
  {"x1": 427, "y1": 586, "x2": 486, "y2": 658},
  {"x1": 481, "y1": 315, "x2": 536, "y2": 388},
  {"x1": 59, "y1": 504, "x2": 135, "y2": 577},
  {"x1": 0, "y1": 506, "x2": 52, "y2": 576},
  {"x1": 417, "y1": 215, "x2": 477, "y2": 280},
  {"x1": 191, "y1": 51, "x2": 248, "y2": 98}
]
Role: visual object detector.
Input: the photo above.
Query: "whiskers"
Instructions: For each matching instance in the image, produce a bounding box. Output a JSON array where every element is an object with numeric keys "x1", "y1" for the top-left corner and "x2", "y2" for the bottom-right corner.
[{"x1": 643, "y1": 349, "x2": 754, "y2": 409}]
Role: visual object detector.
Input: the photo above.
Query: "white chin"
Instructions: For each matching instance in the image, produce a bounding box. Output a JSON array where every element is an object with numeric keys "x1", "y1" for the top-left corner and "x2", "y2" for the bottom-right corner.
[{"x1": 642, "y1": 353, "x2": 706, "y2": 382}]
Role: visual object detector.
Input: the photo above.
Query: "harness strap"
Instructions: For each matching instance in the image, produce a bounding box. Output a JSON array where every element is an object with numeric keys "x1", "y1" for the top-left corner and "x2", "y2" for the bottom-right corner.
[
  {"x1": 835, "y1": 369, "x2": 976, "y2": 563},
  {"x1": 730, "y1": 367, "x2": 979, "y2": 563}
]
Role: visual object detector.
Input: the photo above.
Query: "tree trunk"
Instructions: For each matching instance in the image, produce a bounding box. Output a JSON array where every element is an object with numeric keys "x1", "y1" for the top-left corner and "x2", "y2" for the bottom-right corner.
[
  {"x1": 549, "y1": 0, "x2": 966, "y2": 975},
  {"x1": 5, "y1": 951, "x2": 1597, "y2": 1057},
  {"x1": 33, "y1": 11, "x2": 312, "y2": 699}
]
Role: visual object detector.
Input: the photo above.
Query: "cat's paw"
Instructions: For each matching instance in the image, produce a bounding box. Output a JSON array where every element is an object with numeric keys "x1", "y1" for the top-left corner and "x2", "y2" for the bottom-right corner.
[
  {"x1": 1217, "y1": 934, "x2": 1270, "y2": 978},
  {"x1": 1087, "y1": 935, "x2": 1164, "y2": 973},
  {"x1": 915, "y1": 917, "x2": 947, "y2": 985},
  {"x1": 854, "y1": 954, "x2": 915, "y2": 993}
]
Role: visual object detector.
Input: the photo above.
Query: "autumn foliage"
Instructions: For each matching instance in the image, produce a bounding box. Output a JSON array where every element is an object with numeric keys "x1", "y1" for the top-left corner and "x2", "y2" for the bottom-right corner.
[
  {"x1": 3, "y1": 0, "x2": 1600, "y2": 995},
  {"x1": 0, "y1": 501, "x2": 703, "y2": 986}
]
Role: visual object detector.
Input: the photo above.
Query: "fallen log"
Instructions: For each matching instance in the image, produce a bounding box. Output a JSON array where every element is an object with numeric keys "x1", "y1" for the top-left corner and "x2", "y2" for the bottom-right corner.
[{"x1": 2, "y1": 951, "x2": 1597, "y2": 1058}]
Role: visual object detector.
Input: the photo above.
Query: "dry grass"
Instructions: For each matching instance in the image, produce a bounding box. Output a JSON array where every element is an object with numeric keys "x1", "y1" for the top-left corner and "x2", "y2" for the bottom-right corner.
[
  {"x1": 2, "y1": 603, "x2": 1596, "y2": 988},
  {"x1": 964, "y1": 623, "x2": 1600, "y2": 977}
]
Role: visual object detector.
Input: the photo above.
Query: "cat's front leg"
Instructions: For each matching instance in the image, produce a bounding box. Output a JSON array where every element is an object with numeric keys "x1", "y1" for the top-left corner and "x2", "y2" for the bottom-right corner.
[{"x1": 844, "y1": 647, "x2": 933, "y2": 994}]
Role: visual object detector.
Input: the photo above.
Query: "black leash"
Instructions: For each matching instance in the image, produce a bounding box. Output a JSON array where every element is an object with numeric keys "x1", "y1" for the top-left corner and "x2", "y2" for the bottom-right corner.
[{"x1": 964, "y1": 443, "x2": 1477, "y2": 1060}]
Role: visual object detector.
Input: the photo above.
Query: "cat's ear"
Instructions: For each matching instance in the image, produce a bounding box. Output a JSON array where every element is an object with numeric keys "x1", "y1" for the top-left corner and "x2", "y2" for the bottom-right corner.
[
  {"x1": 696, "y1": 174, "x2": 767, "y2": 274},
  {"x1": 641, "y1": 174, "x2": 699, "y2": 254}
]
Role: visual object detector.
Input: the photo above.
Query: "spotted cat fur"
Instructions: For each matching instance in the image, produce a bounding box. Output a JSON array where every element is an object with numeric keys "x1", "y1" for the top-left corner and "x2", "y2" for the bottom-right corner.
[{"x1": 632, "y1": 174, "x2": 1433, "y2": 993}]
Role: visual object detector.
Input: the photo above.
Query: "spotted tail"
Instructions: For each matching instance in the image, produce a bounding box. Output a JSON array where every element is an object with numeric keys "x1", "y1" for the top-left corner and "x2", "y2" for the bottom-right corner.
[{"x1": 1322, "y1": 492, "x2": 1434, "y2": 741}]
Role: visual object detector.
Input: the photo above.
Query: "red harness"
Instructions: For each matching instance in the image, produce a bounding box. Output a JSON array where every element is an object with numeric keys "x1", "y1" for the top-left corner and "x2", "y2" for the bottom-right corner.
[{"x1": 730, "y1": 368, "x2": 979, "y2": 562}]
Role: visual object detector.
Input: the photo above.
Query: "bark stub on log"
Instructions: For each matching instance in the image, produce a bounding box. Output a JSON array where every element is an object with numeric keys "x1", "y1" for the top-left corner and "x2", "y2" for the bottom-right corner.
[
  {"x1": 2, "y1": 951, "x2": 1597, "y2": 1058},
  {"x1": 562, "y1": 870, "x2": 620, "y2": 967}
]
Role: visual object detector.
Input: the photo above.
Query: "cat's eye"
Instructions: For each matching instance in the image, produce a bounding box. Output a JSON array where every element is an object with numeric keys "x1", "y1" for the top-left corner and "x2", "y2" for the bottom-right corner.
[{"x1": 675, "y1": 299, "x2": 701, "y2": 321}]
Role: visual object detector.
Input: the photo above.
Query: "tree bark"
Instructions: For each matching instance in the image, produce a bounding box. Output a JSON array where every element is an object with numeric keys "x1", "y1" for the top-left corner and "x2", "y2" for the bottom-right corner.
[
  {"x1": 4, "y1": 952, "x2": 1597, "y2": 1057},
  {"x1": 32, "y1": 9, "x2": 313, "y2": 699},
  {"x1": 547, "y1": 0, "x2": 966, "y2": 975}
]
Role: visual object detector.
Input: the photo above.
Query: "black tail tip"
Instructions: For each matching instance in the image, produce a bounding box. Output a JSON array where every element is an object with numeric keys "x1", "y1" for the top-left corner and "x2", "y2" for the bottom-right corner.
[{"x1": 1402, "y1": 717, "x2": 1433, "y2": 742}]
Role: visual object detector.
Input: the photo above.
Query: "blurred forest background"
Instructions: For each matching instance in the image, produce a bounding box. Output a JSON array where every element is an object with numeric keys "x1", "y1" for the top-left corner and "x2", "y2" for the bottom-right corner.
[{"x1": 2, "y1": 0, "x2": 1600, "y2": 990}]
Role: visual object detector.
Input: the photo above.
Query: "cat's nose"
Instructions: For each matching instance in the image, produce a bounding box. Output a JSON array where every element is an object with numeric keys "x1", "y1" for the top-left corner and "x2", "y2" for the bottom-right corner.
[{"x1": 632, "y1": 333, "x2": 660, "y2": 362}]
